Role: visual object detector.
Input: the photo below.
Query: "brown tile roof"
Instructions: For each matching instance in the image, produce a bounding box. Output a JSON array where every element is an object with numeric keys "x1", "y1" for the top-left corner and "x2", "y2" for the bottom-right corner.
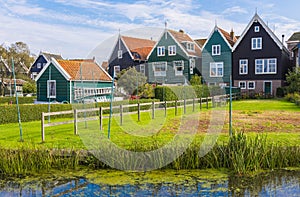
[
  {"x1": 194, "y1": 39, "x2": 207, "y2": 48},
  {"x1": 168, "y1": 30, "x2": 201, "y2": 56},
  {"x1": 122, "y1": 36, "x2": 156, "y2": 60},
  {"x1": 57, "y1": 59, "x2": 111, "y2": 81},
  {"x1": 218, "y1": 28, "x2": 238, "y2": 47},
  {"x1": 42, "y1": 52, "x2": 63, "y2": 61}
]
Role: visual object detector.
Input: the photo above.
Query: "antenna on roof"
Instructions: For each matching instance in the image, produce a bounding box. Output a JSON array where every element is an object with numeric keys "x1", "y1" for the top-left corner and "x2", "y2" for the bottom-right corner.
[
  {"x1": 255, "y1": 7, "x2": 258, "y2": 15},
  {"x1": 118, "y1": 28, "x2": 121, "y2": 50},
  {"x1": 164, "y1": 20, "x2": 168, "y2": 39}
]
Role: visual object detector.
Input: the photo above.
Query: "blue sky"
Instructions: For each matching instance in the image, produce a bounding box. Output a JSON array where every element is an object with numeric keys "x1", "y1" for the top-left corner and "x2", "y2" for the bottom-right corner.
[{"x1": 0, "y1": 0, "x2": 299, "y2": 60}]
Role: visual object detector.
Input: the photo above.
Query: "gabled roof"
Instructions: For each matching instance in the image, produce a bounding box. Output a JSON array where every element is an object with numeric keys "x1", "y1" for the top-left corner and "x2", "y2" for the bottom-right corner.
[
  {"x1": 35, "y1": 58, "x2": 112, "y2": 82},
  {"x1": 57, "y1": 59, "x2": 112, "y2": 81},
  {"x1": 168, "y1": 29, "x2": 202, "y2": 57},
  {"x1": 287, "y1": 32, "x2": 300, "y2": 42},
  {"x1": 201, "y1": 26, "x2": 238, "y2": 50},
  {"x1": 121, "y1": 36, "x2": 156, "y2": 61},
  {"x1": 194, "y1": 39, "x2": 207, "y2": 49},
  {"x1": 41, "y1": 51, "x2": 63, "y2": 61},
  {"x1": 232, "y1": 13, "x2": 289, "y2": 53}
]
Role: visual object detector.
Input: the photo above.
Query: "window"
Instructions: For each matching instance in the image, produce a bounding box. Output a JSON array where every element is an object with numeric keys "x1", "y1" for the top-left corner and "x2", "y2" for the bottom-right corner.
[
  {"x1": 210, "y1": 62, "x2": 223, "y2": 77},
  {"x1": 114, "y1": 65, "x2": 120, "y2": 78},
  {"x1": 153, "y1": 62, "x2": 167, "y2": 76},
  {"x1": 239, "y1": 81, "x2": 246, "y2": 89},
  {"x1": 239, "y1": 59, "x2": 248, "y2": 75},
  {"x1": 186, "y1": 42, "x2": 195, "y2": 51},
  {"x1": 189, "y1": 58, "x2": 195, "y2": 74},
  {"x1": 212, "y1": 45, "x2": 221, "y2": 55},
  {"x1": 140, "y1": 64, "x2": 145, "y2": 75},
  {"x1": 118, "y1": 50, "x2": 123, "y2": 59},
  {"x1": 255, "y1": 58, "x2": 277, "y2": 74},
  {"x1": 254, "y1": 26, "x2": 260, "y2": 32},
  {"x1": 252, "y1": 37, "x2": 262, "y2": 50},
  {"x1": 208, "y1": 82, "x2": 216, "y2": 86},
  {"x1": 37, "y1": 63, "x2": 42, "y2": 69},
  {"x1": 47, "y1": 80, "x2": 56, "y2": 98},
  {"x1": 173, "y1": 60, "x2": 184, "y2": 76},
  {"x1": 157, "y1": 46, "x2": 165, "y2": 56},
  {"x1": 168, "y1": 45, "x2": 176, "y2": 56},
  {"x1": 248, "y1": 81, "x2": 255, "y2": 89}
]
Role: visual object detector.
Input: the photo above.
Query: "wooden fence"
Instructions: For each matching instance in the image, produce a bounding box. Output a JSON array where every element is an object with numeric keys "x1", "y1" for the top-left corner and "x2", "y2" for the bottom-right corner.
[{"x1": 41, "y1": 94, "x2": 235, "y2": 142}]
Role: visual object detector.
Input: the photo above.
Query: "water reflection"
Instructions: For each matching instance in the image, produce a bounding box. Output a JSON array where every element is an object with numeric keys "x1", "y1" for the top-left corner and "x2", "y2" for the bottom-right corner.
[{"x1": 0, "y1": 170, "x2": 299, "y2": 196}]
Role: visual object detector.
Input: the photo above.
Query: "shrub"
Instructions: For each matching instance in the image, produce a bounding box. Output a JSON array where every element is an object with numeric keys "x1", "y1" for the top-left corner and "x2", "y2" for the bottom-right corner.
[{"x1": 276, "y1": 87, "x2": 286, "y2": 98}]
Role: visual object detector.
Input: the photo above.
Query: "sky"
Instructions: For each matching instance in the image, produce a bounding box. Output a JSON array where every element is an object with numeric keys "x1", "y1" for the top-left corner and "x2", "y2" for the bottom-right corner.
[{"x1": 0, "y1": 0, "x2": 299, "y2": 62}]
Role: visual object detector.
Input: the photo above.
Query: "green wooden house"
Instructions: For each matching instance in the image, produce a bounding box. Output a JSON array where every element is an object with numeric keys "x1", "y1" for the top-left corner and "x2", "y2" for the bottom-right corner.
[
  {"x1": 147, "y1": 29, "x2": 202, "y2": 84},
  {"x1": 35, "y1": 58, "x2": 112, "y2": 103},
  {"x1": 201, "y1": 26, "x2": 238, "y2": 87}
]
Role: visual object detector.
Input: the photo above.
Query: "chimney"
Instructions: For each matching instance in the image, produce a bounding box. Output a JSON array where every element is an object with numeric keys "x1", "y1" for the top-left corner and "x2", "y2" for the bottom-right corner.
[
  {"x1": 230, "y1": 28, "x2": 235, "y2": 40},
  {"x1": 282, "y1": 35, "x2": 285, "y2": 48},
  {"x1": 179, "y1": 29, "x2": 184, "y2": 33}
]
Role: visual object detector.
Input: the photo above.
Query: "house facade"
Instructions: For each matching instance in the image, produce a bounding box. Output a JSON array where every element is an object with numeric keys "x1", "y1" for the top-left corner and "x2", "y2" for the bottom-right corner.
[
  {"x1": 287, "y1": 32, "x2": 300, "y2": 68},
  {"x1": 108, "y1": 35, "x2": 156, "y2": 79},
  {"x1": 147, "y1": 29, "x2": 202, "y2": 84},
  {"x1": 29, "y1": 52, "x2": 63, "y2": 80},
  {"x1": 232, "y1": 14, "x2": 291, "y2": 96},
  {"x1": 36, "y1": 58, "x2": 112, "y2": 103},
  {"x1": 201, "y1": 26, "x2": 237, "y2": 87}
]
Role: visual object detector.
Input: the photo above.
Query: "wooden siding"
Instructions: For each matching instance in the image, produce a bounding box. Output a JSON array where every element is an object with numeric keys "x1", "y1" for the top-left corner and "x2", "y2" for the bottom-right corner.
[
  {"x1": 36, "y1": 63, "x2": 70, "y2": 102},
  {"x1": 147, "y1": 32, "x2": 192, "y2": 84},
  {"x1": 30, "y1": 55, "x2": 47, "y2": 73},
  {"x1": 233, "y1": 21, "x2": 289, "y2": 81},
  {"x1": 202, "y1": 30, "x2": 232, "y2": 85}
]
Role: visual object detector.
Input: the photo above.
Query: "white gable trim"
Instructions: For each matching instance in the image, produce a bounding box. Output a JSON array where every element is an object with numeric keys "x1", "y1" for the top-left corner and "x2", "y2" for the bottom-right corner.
[
  {"x1": 232, "y1": 14, "x2": 288, "y2": 53},
  {"x1": 35, "y1": 58, "x2": 71, "y2": 82},
  {"x1": 202, "y1": 26, "x2": 233, "y2": 51},
  {"x1": 167, "y1": 31, "x2": 190, "y2": 57},
  {"x1": 146, "y1": 30, "x2": 166, "y2": 60},
  {"x1": 120, "y1": 36, "x2": 135, "y2": 60}
]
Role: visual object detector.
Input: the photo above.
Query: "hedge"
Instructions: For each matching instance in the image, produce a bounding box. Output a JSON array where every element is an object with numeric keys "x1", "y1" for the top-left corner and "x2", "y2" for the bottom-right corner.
[
  {"x1": 0, "y1": 97, "x2": 36, "y2": 104},
  {"x1": 0, "y1": 99, "x2": 158, "y2": 124},
  {"x1": 154, "y1": 85, "x2": 227, "y2": 101}
]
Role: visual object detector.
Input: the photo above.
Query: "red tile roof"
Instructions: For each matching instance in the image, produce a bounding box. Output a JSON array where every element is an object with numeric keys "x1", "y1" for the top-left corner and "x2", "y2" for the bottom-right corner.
[
  {"x1": 194, "y1": 39, "x2": 207, "y2": 48},
  {"x1": 57, "y1": 59, "x2": 111, "y2": 81},
  {"x1": 218, "y1": 28, "x2": 238, "y2": 47},
  {"x1": 168, "y1": 30, "x2": 202, "y2": 56},
  {"x1": 122, "y1": 36, "x2": 156, "y2": 60}
]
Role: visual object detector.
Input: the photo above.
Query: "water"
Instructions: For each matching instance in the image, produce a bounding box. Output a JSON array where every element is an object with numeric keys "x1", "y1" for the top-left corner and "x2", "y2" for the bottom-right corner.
[{"x1": 0, "y1": 169, "x2": 299, "y2": 196}]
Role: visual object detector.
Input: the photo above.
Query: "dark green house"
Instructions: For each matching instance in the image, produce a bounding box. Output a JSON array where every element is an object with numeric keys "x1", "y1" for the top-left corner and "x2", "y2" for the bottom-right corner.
[
  {"x1": 35, "y1": 58, "x2": 112, "y2": 103},
  {"x1": 201, "y1": 26, "x2": 238, "y2": 87},
  {"x1": 147, "y1": 29, "x2": 202, "y2": 84}
]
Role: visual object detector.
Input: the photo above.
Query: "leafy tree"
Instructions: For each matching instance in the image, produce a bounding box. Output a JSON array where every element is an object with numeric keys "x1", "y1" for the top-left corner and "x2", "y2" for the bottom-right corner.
[
  {"x1": 286, "y1": 67, "x2": 300, "y2": 94},
  {"x1": 190, "y1": 74, "x2": 202, "y2": 86},
  {"x1": 117, "y1": 67, "x2": 147, "y2": 95},
  {"x1": 23, "y1": 82, "x2": 36, "y2": 94},
  {"x1": 139, "y1": 83, "x2": 154, "y2": 98}
]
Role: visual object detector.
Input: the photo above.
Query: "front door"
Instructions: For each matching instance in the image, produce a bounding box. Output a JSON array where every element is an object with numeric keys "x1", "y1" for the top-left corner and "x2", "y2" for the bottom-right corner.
[{"x1": 264, "y1": 81, "x2": 272, "y2": 95}]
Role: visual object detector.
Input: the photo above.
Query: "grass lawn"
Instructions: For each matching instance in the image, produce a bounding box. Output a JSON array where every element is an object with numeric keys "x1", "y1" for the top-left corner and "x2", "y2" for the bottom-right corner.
[{"x1": 0, "y1": 99, "x2": 299, "y2": 150}]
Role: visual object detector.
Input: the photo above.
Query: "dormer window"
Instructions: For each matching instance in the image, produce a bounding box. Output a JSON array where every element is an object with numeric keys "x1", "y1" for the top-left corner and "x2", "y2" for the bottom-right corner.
[
  {"x1": 186, "y1": 42, "x2": 195, "y2": 51},
  {"x1": 254, "y1": 26, "x2": 260, "y2": 32}
]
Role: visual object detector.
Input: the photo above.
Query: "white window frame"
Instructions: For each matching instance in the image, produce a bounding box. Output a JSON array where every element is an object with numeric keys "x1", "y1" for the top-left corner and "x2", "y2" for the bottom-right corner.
[
  {"x1": 255, "y1": 58, "x2": 277, "y2": 74},
  {"x1": 189, "y1": 58, "x2": 195, "y2": 74},
  {"x1": 140, "y1": 64, "x2": 145, "y2": 75},
  {"x1": 254, "y1": 26, "x2": 260, "y2": 32},
  {"x1": 210, "y1": 62, "x2": 223, "y2": 77},
  {"x1": 239, "y1": 81, "x2": 246, "y2": 90},
  {"x1": 212, "y1": 45, "x2": 221, "y2": 56},
  {"x1": 248, "y1": 81, "x2": 255, "y2": 89},
  {"x1": 173, "y1": 60, "x2": 184, "y2": 76},
  {"x1": 118, "y1": 50, "x2": 123, "y2": 59},
  {"x1": 153, "y1": 62, "x2": 167, "y2": 76},
  {"x1": 239, "y1": 59, "x2": 248, "y2": 75},
  {"x1": 186, "y1": 42, "x2": 195, "y2": 51},
  {"x1": 47, "y1": 80, "x2": 56, "y2": 98},
  {"x1": 168, "y1": 45, "x2": 176, "y2": 56},
  {"x1": 157, "y1": 46, "x2": 165, "y2": 56},
  {"x1": 252, "y1": 37, "x2": 262, "y2": 50},
  {"x1": 37, "y1": 63, "x2": 42, "y2": 69},
  {"x1": 113, "y1": 65, "x2": 120, "y2": 78}
]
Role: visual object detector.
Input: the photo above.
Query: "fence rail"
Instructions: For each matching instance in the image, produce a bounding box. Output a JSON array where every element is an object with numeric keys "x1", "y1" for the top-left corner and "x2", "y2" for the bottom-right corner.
[{"x1": 41, "y1": 94, "x2": 238, "y2": 142}]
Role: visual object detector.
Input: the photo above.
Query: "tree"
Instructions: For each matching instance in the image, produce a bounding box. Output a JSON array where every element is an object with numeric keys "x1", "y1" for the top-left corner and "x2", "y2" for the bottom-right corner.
[
  {"x1": 117, "y1": 67, "x2": 147, "y2": 95},
  {"x1": 286, "y1": 67, "x2": 300, "y2": 94},
  {"x1": 23, "y1": 81, "x2": 37, "y2": 94},
  {"x1": 190, "y1": 74, "x2": 202, "y2": 86},
  {"x1": 139, "y1": 83, "x2": 154, "y2": 98}
]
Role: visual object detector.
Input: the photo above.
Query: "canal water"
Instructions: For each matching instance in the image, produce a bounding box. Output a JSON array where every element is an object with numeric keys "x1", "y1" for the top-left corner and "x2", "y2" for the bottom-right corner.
[{"x1": 0, "y1": 169, "x2": 299, "y2": 196}]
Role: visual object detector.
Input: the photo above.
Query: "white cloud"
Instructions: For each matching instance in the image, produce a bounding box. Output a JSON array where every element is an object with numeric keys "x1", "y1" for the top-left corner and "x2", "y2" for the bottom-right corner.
[{"x1": 223, "y1": 6, "x2": 248, "y2": 15}]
